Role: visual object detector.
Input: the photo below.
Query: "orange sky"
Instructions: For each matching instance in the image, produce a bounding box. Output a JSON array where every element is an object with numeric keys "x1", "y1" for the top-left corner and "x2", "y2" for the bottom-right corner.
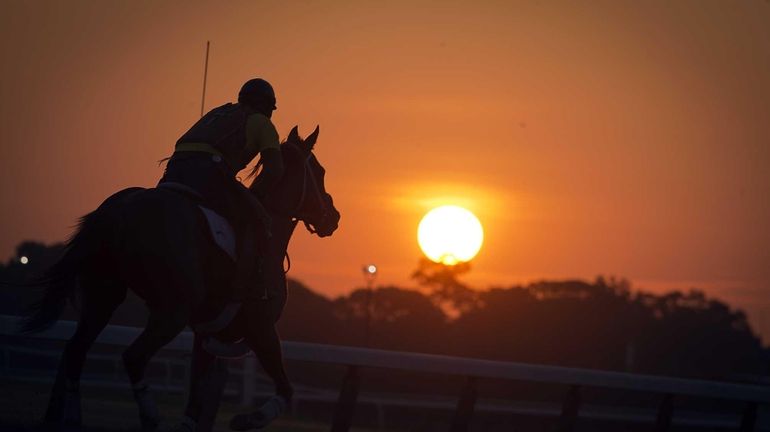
[{"x1": 1, "y1": 1, "x2": 769, "y2": 338}]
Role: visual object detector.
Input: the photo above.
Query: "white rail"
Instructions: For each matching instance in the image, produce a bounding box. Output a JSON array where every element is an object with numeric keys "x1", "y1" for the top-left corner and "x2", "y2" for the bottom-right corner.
[
  {"x1": 1, "y1": 314, "x2": 767, "y2": 431},
  {"x1": 283, "y1": 341, "x2": 770, "y2": 403},
  {"x1": 2, "y1": 314, "x2": 768, "y2": 403}
]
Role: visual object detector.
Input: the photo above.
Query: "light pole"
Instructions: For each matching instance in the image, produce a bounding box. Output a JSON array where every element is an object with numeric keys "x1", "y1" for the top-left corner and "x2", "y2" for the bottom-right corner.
[{"x1": 362, "y1": 264, "x2": 377, "y2": 347}]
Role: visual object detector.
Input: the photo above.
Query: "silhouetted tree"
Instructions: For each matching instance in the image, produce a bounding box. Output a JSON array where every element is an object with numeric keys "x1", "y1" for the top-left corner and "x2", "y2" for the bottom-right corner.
[
  {"x1": 410, "y1": 258, "x2": 479, "y2": 317},
  {"x1": 632, "y1": 289, "x2": 764, "y2": 378}
]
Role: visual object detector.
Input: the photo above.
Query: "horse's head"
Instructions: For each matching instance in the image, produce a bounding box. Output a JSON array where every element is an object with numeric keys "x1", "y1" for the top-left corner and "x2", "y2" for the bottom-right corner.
[{"x1": 250, "y1": 125, "x2": 340, "y2": 237}]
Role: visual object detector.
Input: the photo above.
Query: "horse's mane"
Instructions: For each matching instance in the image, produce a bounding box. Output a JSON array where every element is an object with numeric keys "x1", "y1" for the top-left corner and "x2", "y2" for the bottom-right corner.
[
  {"x1": 246, "y1": 139, "x2": 290, "y2": 181},
  {"x1": 246, "y1": 159, "x2": 263, "y2": 181}
]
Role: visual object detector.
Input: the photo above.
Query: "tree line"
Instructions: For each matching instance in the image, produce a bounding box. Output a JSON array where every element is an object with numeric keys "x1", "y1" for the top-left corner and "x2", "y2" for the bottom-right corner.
[{"x1": 2, "y1": 242, "x2": 766, "y2": 380}]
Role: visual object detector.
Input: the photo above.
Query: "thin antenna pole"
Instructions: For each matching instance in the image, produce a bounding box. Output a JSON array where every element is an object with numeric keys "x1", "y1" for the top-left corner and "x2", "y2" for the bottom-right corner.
[{"x1": 200, "y1": 41, "x2": 210, "y2": 117}]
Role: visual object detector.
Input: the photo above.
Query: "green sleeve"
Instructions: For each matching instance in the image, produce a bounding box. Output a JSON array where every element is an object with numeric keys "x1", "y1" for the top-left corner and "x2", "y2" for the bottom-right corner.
[{"x1": 245, "y1": 113, "x2": 280, "y2": 156}]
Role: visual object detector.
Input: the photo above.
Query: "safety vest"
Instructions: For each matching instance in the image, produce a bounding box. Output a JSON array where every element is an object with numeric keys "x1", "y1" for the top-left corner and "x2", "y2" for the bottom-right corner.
[{"x1": 175, "y1": 103, "x2": 249, "y2": 173}]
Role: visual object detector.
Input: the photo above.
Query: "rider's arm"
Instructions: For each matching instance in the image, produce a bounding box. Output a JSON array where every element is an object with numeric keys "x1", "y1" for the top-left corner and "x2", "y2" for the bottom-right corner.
[
  {"x1": 254, "y1": 147, "x2": 283, "y2": 198},
  {"x1": 245, "y1": 113, "x2": 284, "y2": 198}
]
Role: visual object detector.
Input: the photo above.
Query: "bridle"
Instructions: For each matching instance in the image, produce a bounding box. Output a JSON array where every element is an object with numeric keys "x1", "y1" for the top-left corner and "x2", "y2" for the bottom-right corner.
[
  {"x1": 284, "y1": 142, "x2": 334, "y2": 236},
  {"x1": 273, "y1": 141, "x2": 336, "y2": 274}
]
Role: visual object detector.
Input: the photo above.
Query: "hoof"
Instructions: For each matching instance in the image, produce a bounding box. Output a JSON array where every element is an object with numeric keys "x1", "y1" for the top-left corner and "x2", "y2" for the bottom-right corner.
[
  {"x1": 42, "y1": 424, "x2": 83, "y2": 432},
  {"x1": 229, "y1": 412, "x2": 267, "y2": 431},
  {"x1": 229, "y1": 396, "x2": 286, "y2": 431},
  {"x1": 164, "y1": 416, "x2": 196, "y2": 432},
  {"x1": 141, "y1": 415, "x2": 161, "y2": 432},
  {"x1": 44, "y1": 389, "x2": 82, "y2": 429},
  {"x1": 133, "y1": 384, "x2": 161, "y2": 431}
]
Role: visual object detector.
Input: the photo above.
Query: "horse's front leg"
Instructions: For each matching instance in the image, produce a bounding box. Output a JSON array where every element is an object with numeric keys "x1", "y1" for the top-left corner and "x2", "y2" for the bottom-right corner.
[
  {"x1": 246, "y1": 298, "x2": 293, "y2": 401},
  {"x1": 229, "y1": 310, "x2": 292, "y2": 431},
  {"x1": 172, "y1": 335, "x2": 230, "y2": 432}
]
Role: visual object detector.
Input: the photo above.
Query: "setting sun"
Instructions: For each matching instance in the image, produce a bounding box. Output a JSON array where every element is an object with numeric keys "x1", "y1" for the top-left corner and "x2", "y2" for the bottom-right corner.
[{"x1": 417, "y1": 205, "x2": 484, "y2": 265}]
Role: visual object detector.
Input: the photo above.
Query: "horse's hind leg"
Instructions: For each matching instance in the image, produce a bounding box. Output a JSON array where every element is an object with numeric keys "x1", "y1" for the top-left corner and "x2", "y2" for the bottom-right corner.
[
  {"x1": 45, "y1": 280, "x2": 123, "y2": 426},
  {"x1": 122, "y1": 305, "x2": 191, "y2": 430}
]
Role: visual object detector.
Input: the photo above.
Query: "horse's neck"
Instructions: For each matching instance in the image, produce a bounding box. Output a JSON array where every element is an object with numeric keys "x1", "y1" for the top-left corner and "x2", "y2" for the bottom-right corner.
[{"x1": 268, "y1": 214, "x2": 297, "y2": 258}]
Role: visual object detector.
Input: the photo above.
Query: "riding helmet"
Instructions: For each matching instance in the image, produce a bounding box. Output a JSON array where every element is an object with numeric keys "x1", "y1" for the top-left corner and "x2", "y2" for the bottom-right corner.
[{"x1": 238, "y1": 78, "x2": 277, "y2": 111}]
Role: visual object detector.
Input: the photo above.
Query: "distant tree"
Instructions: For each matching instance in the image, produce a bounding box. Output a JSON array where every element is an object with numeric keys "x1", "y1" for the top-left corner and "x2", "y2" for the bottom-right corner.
[
  {"x1": 280, "y1": 278, "x2": 769, "y2": 391},
  {"x1": 410, "y1": 258, "x2": 479, "y2": 317},
  {"x1": 632, "y1": 289, "x2": 764, "y2": 378},
  {"x1": 446, "y1": 278, "x2": 768, "y2": 379}
]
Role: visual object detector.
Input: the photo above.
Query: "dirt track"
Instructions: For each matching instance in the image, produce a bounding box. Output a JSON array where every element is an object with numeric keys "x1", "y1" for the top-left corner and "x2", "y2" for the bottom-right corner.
[{"x1": 0, "y1": 380, "x2": 333, "y2": 432}]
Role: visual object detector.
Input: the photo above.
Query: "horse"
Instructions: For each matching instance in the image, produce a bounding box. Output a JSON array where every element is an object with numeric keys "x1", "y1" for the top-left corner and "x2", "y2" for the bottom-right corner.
[{"x1": 22, "y1": 125, "x2": 339, "y2": 431}]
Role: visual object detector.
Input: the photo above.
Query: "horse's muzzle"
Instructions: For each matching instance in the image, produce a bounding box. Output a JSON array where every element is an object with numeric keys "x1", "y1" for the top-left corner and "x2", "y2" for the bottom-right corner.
[{"x1": 313, "y1": 207, "x2": 340, "y2": 237}]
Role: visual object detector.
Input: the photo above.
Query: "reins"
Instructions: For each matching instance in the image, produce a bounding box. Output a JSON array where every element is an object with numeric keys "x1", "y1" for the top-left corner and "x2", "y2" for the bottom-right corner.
[
  {"x1": 279, "y1": 141, "x2": 328, "y2": 274},
  {"x1": 285, "y1": 142, "x2": 329, "y2": 225}
]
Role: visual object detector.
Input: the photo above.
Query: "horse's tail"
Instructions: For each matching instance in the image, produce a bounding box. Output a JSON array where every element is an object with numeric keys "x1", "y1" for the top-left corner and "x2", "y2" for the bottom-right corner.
[{"x1": 20, "y1": 210, "x2": 106, "y2": 333}]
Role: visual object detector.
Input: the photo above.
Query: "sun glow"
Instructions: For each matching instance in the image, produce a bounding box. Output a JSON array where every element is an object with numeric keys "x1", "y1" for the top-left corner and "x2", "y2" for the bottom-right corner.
[{"x1": 417, "y1": 205, "x2": 484, "y2": 265}]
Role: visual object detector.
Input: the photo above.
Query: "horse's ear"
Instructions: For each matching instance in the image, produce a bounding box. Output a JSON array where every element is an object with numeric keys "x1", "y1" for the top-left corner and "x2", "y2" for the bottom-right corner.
[
  {"x1": 304, "y1": 125, "x2": 320, "y2": 149},
  {"x1": 288, "y1": 125, "x2": 300, "y2": 143}
]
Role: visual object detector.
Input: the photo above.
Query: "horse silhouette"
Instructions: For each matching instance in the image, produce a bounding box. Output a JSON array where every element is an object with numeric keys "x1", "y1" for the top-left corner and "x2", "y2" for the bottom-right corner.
[{"x1": 22, "y1": 125, "x2": 339, "y2": 431}]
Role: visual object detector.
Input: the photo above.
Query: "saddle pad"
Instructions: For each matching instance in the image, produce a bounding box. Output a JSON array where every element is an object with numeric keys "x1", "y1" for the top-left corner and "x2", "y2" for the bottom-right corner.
[{"x1": 199, "y1": 206, "x2": 237, "y2": 261}]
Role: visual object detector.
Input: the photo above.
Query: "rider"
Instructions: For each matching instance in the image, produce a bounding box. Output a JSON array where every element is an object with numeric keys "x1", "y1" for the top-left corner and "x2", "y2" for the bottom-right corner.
[{"x1": 159, "y1": 78, "x2": 284, "y2": 302}]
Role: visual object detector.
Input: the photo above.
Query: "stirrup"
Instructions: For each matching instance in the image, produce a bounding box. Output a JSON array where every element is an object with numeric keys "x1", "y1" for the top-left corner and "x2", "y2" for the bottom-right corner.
[{"x1": 202, "y1": 337, "x2": 250, "y2": 359}]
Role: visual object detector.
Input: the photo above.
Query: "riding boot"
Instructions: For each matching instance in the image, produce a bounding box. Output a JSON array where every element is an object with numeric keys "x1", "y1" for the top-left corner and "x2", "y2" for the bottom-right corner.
[{"x1": 232, "y1": 224, "x2": 263, "y2": 301}]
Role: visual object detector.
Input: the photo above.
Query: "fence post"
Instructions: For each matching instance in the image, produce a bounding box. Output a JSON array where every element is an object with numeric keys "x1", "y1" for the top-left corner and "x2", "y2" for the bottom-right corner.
[
  {"x1": 655, "y1": 393, "x2": 674, "y2": 432},
  {"x1": 450, "y1": 377, "x2": 477, "y2": 432},
  {"x1": 376, "y1": 403, "x2": 385, "y2": 431},
  {"x1": 739, "y1": 402, "x2": 758, "y2": 432},
  {"x1": 241, "y1": 355, "x2": 257, "y2": 407},
  {"x1": 331, "y1": 365, "x2": 360, "y2": 432},
  {"x1": 555, "y1": 385, "x2": 581, "y2": 432}
]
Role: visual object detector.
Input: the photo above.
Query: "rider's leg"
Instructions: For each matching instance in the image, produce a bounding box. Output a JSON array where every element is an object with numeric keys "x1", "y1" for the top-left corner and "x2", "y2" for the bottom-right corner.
[
  {"x1": 232, "y1": 223, "x2": 262, "y2": 300},
  {"x1": 165, "y1": 158, "x2": 267, "y2": 302},
  {"x1": 226, "y1": 184, "x2": 268, "y2": 301}
]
